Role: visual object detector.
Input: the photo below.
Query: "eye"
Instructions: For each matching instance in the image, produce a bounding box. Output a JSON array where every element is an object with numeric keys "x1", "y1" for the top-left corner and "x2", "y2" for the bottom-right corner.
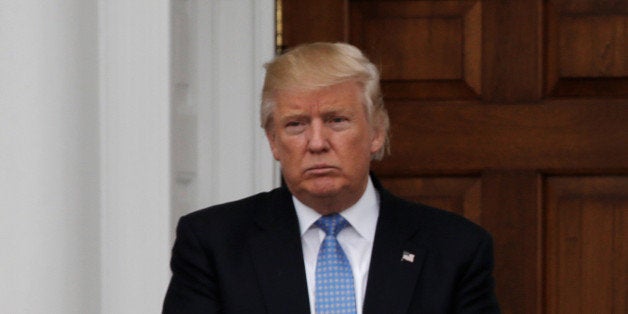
[
  {"x1": 329, "y1": 117, "x2": 347, "y2": 123},
  {"x1": 326, "y1": 116, "x2": 350, "y2": 130},
  {"x1": 285, "y1": 120, "x2": 306, "y2": 134}
]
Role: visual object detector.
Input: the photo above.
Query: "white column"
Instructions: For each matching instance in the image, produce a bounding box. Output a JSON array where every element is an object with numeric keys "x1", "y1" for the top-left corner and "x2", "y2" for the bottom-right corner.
[
  {"x1": 208, "y1": 0, "x2": 275, "y2": 204},
  {"x1": 99, "y1": 1, "x2": 171, "y2": 313},
  {"x1": 172, "y1": 0, "x2": 277, "y2": 223},
  {"x1": 1, "y1": 1, "x2": 275, "y2": 313},
  {"x1": 0, "y1": 1, "x2": 100, "y2": 313}
]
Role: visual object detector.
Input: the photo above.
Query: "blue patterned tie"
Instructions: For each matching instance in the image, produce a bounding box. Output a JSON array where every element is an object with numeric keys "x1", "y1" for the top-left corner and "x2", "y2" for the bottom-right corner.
[{"x1": 315, "y1": 214, "x2": 357, "y2": 314}]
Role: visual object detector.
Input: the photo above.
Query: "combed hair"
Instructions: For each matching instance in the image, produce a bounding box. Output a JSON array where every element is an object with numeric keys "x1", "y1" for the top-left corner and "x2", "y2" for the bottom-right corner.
[{"x1": 260, "y1": 42, "x2": 390, "y2": 160}]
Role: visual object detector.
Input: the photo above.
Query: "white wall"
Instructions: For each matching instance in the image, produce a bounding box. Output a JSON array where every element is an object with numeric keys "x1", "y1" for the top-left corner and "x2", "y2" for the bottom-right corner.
[
  {"x1": 0, "y1": 1, "x2": 100, "y2": 313},
  {"x1": 0, "y1": 0, "x2": 275, "y2": 313}
]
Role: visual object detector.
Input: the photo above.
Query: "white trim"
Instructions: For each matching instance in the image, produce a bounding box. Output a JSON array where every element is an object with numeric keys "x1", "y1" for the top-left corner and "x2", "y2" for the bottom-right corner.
[{"x1": 253, "y1": 0, "x2": 281, "y2": 192}]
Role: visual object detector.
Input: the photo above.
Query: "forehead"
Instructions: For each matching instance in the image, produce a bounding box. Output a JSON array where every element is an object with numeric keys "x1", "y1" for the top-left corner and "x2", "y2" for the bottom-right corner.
[{"x1": 274, "y1": 81, "x2": 364, "y2": 114}]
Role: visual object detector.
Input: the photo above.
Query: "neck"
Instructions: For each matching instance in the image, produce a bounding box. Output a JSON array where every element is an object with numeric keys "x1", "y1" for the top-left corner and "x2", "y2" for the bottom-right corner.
[{"x1": 303, "y1": 196, "x2": 360, "y2": 215}]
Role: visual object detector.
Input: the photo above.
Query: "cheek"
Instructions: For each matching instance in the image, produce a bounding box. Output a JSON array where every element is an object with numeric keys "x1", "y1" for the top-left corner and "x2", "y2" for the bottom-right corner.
[
  {"x1": 353, "y1": 129, "x2": 377, "y2": 151},
  {"x1": 337, "y1": 136, "x2": 371, "y2": 161},
  {"x1": 273, "y1": 137, "x2": 302, "y2": 161}
]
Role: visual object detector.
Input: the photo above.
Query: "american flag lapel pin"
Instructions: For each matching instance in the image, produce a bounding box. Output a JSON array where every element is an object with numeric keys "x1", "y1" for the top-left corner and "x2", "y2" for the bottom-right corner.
[{"x1": 401, "y1": 250, "x2": 415, "y2": 263}]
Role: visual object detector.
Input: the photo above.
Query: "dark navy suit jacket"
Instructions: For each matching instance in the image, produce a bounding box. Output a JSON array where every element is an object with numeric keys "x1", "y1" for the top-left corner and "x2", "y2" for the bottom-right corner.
[{"x1": 163, "y1": 178, "x2": 500, "y2": 313}]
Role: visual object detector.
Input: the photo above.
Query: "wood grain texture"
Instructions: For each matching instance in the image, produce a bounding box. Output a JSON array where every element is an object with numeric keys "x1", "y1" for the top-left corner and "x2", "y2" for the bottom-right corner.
[
  {"x1": 481, "y1": 171, "x2": 542, "y2": 314},
  {"x1": 379, "y1": 176, "x2": 482, "y2": 224},
  {"x1": 350, "y1": 0, "x2": 481, "y2": 100},
  {"x1": 372, "y1": 100, "x2": 628, "y2": 175},
  {"x1": 281, "y1": 0, "x2": 347, "y2": 48},
  {"x1": 546, "y1": 1, "x2": 628, "y2": 97},
  {"x1": 483, "y1": 0, "x2": 543, "y2": 101},
  {"x1": 545, "y1": 177, "x2": 628, "y2": 314}
]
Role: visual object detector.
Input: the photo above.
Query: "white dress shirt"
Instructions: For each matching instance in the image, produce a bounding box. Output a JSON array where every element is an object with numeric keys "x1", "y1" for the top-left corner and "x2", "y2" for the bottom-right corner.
[{"x1": 294, "y1": 178, "x2": 380, "y2": 314}]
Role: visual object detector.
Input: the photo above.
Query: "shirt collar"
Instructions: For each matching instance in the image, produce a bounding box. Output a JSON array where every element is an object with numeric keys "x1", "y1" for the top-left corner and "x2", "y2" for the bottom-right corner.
[{"x1": 293, "y1": 177, "x2": 380, "y2": 242}]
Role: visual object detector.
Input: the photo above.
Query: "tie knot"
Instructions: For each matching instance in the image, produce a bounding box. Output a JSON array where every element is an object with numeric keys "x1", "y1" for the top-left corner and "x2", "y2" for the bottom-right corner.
[{"x1": 315, "y1": 214, "x2": 349, "y2": 236}]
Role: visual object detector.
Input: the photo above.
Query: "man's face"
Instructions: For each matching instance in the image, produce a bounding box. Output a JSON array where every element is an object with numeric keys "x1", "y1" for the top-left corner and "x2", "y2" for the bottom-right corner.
[{"x1": 266, "y1": 81, "x2": 385, "y2": 214}]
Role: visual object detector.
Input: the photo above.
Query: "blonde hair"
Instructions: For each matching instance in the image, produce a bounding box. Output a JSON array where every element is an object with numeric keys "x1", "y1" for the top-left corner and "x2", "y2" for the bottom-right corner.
[{"x1": 260, "y1": 42, "x2": 390, "y2": 160}]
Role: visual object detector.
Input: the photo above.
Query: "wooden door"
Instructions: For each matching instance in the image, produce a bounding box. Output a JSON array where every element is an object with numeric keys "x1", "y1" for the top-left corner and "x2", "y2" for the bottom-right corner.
[{"x1": 279, "y1": 0, "x2": 628, "y2": 313}]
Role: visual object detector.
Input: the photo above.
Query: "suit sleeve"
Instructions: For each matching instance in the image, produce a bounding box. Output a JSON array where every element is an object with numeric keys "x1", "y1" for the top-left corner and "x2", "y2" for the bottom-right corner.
[
  {"x1": 453, "y1": 232, "x2": 501, "y2": 314},
  {"x1": 163, "y1": 216, "x2": 222, "y2": 314}
]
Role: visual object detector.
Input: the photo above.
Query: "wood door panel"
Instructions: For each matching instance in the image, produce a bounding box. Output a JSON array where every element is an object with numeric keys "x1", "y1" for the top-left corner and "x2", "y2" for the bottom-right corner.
[
  {"x1": 558, "y1": 16, "x2": 627, "y2": 78},
  {"x1": 280, "y1": 0, "x2": 346, "y2": 48},
  {"x1": 279, "y1": 0, "x2": 628, "y2": 313},
  {"x1": 551, "y1": 0, "x2": 628, "y2": 13},
  {"x1": 483, "y1": 0, "x2": 543, "y2": 102},
  {"x1": 363, "y1": 18, "x2": 464, "y2": 80},
  {"x1": 547, "y1": 1, "x2": 628, "y2": 97},
  {"x1": 379, "y1": 176, "x2": 482, "y2": 224},
  {"x1": 545, "y1": 177, "x2": 628, "y2": 314},
  {"x1": 351, "y1": 0, "x2": 482, "y2": 99},
  {"x1": 480, "y1": 171, "x2": 543, "y2": 314},
  {"x1": 373, "y1": 101, "x2": 628, "y2": 175}
]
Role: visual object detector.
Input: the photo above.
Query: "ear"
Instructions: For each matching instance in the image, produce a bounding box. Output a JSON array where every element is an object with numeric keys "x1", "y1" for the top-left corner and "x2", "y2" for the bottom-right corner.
[
  {"x1": 369, "y1": 126, "x2": 385, "y2": 155},
  {"x1": 265, "y1": 130, "x2": 281, "y2": 161}
]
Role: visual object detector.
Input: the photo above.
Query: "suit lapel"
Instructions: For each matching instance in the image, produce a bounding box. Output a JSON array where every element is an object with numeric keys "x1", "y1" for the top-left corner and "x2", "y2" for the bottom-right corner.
[
  {"x1": 363, "y1": 188, "x2": 426, "y2": 314},
  {"x1": 249, "y1": 188, "x2": 311, "y2": 314}
]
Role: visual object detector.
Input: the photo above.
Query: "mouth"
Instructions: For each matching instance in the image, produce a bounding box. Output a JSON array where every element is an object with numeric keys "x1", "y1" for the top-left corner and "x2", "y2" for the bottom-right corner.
[{"x1": 304, "y1": 165, "x2": 338, "y2": 175}]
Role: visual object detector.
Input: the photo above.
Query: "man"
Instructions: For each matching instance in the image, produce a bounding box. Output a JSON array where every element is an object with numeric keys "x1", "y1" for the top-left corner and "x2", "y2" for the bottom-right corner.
[{"x1": 163, "y1": 42, "x2": 500, "y2": 313}]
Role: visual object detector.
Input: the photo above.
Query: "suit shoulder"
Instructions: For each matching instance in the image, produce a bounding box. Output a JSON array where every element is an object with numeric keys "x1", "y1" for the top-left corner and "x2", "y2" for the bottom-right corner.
[{"x1": 178, "y1": 188, "x2": 281, "y2": 230}]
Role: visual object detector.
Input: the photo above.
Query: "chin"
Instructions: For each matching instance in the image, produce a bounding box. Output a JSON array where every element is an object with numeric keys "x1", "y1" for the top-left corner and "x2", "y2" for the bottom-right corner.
[{"x1": 301, "y1": 178, "x2": 345, "y2": 198}]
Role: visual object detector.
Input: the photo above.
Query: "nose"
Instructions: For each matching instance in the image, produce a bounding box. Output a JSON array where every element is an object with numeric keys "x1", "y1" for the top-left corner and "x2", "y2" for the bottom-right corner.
[{"x1": 307, "y1": 120, "x2": 330, "y2": 153}]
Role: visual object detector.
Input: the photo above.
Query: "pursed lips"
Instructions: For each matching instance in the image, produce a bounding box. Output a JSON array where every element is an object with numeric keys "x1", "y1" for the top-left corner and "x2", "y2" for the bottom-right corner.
[{"x1": 304, "y1": 164, "x2": 338, "y2": 175}]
